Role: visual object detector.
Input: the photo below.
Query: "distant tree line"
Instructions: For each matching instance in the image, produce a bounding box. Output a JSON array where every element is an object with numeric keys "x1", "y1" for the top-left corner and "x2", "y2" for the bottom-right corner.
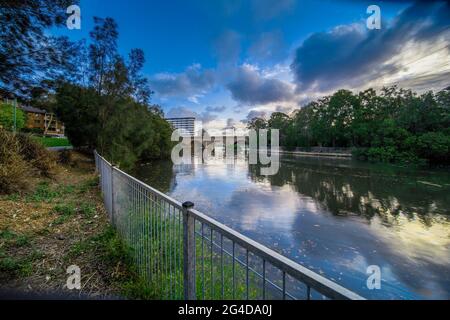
[
  {"x1": 248, "y1": 87, "x2": 450, "y2": 165},
  {"x1": 0, "y1": 1, "x2": 173, "y2": 169}
]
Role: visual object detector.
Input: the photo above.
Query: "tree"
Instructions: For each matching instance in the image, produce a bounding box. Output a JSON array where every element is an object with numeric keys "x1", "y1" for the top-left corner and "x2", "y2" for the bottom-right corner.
[
  {"x1": 0, "y1": 0, "x2": 79, "y2": 98},
  {"x1": 268, "y1": 112, "x2": 292, "y2": 147},
  {"x1": 88, "y1": 17, "x2": 119, "y2": 95},
  {"x1": 247, "y1": 117, "x2": 267, "y2": 130},
  {"x1": 128, "y1": 49, "x2": 153, "y2": 105},
  {"x1": 264, "y1": 86, "x2": 450, "y2": 165},
  {"x1": 55, "y1": 83, "x2": 100, "y2": 148}
]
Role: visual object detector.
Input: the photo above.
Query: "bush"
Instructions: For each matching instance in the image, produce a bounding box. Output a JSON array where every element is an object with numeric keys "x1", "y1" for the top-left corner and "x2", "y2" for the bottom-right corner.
[
  {"x1": 16, "y1": 133, "x2": 57, "y2": 177},
  {"x1": 416, "y1": 132, "x2": 450, "y2": 164},
  {"x1": 0, "y1": 129, "x2": 57, "y2": 194},
  {"x1": 0, "y1": 130, "x2": 30, "y2": 194}
]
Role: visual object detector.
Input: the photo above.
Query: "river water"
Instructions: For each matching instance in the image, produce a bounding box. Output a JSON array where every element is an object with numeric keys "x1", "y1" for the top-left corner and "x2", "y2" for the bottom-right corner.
[{"x1": 135, "y1": 154, "x2": 450, "y2": 299}]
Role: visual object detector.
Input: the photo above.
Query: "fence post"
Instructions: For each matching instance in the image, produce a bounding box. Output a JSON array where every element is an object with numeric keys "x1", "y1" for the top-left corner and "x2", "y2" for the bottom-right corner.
[
  {"x1": 183, "y1": 201, "x2": 196, "y2": 300},
  {"x1": 94, "y1": 151, "x2": 98, "y2": 172},
  {"x1": 110, "y1": 163, "x2": 115, "y2": 226}
]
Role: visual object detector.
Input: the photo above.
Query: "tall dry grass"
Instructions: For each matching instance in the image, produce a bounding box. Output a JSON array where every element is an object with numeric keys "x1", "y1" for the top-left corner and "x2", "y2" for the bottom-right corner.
[{"x1": 0, "y1": 129, "x2": 57, "y2": 194}]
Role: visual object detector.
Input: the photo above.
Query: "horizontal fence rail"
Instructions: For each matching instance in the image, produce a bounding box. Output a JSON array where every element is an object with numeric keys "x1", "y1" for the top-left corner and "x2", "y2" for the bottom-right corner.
[{"x1": 94, "y1": 151, "x2": 364, "y2": 300}]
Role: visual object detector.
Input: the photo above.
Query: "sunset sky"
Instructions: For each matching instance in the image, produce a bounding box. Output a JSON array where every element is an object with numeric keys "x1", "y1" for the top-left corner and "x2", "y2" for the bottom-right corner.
[{"x1": 55, "y1": 0, "x2": 450, "y2": 129}]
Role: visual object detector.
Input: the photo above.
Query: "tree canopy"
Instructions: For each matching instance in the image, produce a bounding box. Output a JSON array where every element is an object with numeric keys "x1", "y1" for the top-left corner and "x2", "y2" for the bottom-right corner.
[
  {"x1": 53, "y1": 16, "x2": 173, "y2": 169},
  {"x1": 0, "y1": 2, "x2": 173, "y2": 169},
  {"x1": 249, "y1": 86, "x2": 450, "y2": 165},
  {"x1": 0, "y1": 0, "x2": 80, "y2": 98}
]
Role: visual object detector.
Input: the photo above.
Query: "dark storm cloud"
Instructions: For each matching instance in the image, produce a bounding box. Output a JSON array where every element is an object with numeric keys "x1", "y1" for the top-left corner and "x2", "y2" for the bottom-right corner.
[
  {"x1": 242, "y1": 110, "x2": 268, "y2": 123},
  {"x1": 275, "y1": 105, "x2": 295, "y2": 114},
  {"x1": 291, "y1": 1, "x2": 450, "y2": 92},
  {"x1": 149, "y1": 64, "x2": 215, "y2": 97},
  {"x1": 227, "y1": 65, "x2": 294, "y2": 105}
]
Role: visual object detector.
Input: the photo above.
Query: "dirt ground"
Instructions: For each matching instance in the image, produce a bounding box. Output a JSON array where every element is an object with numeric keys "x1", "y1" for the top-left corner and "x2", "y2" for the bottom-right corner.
[{"x1": 0, "y1": 152, "x2": 137, "y2": 299}]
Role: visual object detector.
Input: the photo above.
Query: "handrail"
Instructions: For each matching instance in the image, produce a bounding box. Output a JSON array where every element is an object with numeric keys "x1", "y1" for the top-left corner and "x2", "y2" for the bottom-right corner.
[{"x1": 94, "y1": 150, "x2": 365, "y2": 300}]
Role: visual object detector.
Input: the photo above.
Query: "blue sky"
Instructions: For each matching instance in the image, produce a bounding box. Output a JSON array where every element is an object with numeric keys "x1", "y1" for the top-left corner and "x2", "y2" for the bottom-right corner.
[{"x1": 55, "y1": 0, "x2": 450, "y2": 129}]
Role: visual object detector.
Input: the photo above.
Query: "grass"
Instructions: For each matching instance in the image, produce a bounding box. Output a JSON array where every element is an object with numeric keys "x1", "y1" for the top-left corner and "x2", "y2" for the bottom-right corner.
[
  {"x1": 0, "y1": 151, "x2": 154, "y2": 298},
  {"x1": 0, "y1": 229, "x2": 31, "y2": 248},
  {"x1": 0, "y1": 229, "x2": 41, "y2": 278},
  {"x1": 65, "y1": 226, "x2": 156, "y2": 299},
  {"x1": 32, "y1": 136, "x2": 71, "y2": 148},
  {"x1": 117, "y1": 206, "x2": 268, "y2": 300},
  {"x1": 27, "y1": 181, "x2": 61, "y2": 202},
  {"x1": 51, "y1": 203, "x2": 76, "y2": 225}
]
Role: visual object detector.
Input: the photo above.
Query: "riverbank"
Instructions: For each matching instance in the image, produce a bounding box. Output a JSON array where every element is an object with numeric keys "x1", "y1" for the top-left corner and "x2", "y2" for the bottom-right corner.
[
  {"x1": 0, "y1": 151, "x2": 153, "y2": 299},
  {"x1": 275, "y1": 149, "x2": 352, "y2": 158}
]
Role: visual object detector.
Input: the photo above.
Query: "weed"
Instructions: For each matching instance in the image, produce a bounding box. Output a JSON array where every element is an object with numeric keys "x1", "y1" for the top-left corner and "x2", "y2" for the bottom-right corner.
[
  {"x1": 51, "y1": 203, "x2": 76, "y2": 225},
  {"x1": 0, "y1": 230, "x2": 31, "y2": 248},
  {"x1": 52, "y1": 203, "x2": 76, "y2": 216},
  {"x1": 0, "y1": 249, "x2": 44, "y2": 277},
  {"x1": 28, "y1": 182, "x2": 60, "y2": 202},
  {"x1": 77, "y1": 177, "x2": 98, "y2": 194},
  {"x1": 79, "y1": 202, "x2": 96, "y2": 218},
  {"x1": 6, "y1": 193, "x2": 20, "y2": 201}
]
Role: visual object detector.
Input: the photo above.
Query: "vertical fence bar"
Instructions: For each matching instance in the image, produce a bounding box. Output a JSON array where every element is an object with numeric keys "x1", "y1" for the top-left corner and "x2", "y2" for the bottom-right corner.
[
  {"x1": 262, "y1": 259, "x2": 266, "y2": 300},
  {"x1": 111, "y1": 165, "x2": 115, "y2": 226},
  {"x1": 210, "y1": 228, "x2": 213, "y2": 300},
  {"x1": 201, "y1": 223, "x2": 205, "y2": 300},
  {"x1": 246, "y1": 249, "x2": 249, "y2": 300},
  {"x1": 232, "y1": 242, "x2": 235, "y2": 299},
  {"x1": 183, "y1": 201, "x2": 196, "y2": 300},
  {"x1": 221, "y1": 234, "x2": 224, "y2": 299}
]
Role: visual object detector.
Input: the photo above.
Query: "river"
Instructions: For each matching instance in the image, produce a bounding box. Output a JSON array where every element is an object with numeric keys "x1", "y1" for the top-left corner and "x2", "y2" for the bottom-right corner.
[{"x1": 134, "y1": 154, "x2": 450, "y2": 299}]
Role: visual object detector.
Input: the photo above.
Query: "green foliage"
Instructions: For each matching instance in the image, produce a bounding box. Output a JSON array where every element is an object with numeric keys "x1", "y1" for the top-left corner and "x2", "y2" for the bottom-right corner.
[
  {"x1": 0, "y1": 245, "x2": 44, "y2": 278},
  {"x1": 52, "y1": 203, "x2": 76, "y2": 225},
  {"x1": 66, "y1": 226, "x2": 155, "y2": 299},
  {"x1": 254, "y1": 86, "x2": 450, "y2": 165},
  {"x1": 53, "y1": 17, "x2": 173, "y2": 170},
  {"x1": 0, "y1": 230, "x2": 31, "y2": 248},
  {"x1": 0, "y1": 103, "x2": 25, "y2": 131},
  {"x1": 28, "y1": 182, "x2": 60, "y2": 202},
  {"x1": 79, "y1": 202, "x2": 96, "y2": 218},
  {"x1": 56, "y1": 84, "x2": 173, "y2": 170},
  {"x1": 0, "y1": 1, "x2": 80, "y2": 98},
  {"x1": 52, "y1": 203, "x2": 76, "y2": 216}
]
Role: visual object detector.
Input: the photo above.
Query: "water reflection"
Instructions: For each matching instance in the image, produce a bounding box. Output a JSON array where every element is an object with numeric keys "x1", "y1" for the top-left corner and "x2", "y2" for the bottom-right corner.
[{"x1": 135, "y1": 155, "x2": 450, "y2": 299}]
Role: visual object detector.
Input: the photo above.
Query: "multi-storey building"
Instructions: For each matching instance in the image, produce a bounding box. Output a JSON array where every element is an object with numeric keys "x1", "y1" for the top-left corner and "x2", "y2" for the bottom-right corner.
[
  {"x1": 165, "y1": 117, "x2": 196, "y2": 136},
  {"x1": 20, "y1": 105, "x2": 65, "y2": 136}
]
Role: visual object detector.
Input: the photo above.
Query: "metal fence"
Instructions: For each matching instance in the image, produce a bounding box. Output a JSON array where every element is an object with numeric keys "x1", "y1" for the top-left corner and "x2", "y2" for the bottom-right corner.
[{"x1": 94, "y1": 151, "x2": 364, "y2": 300}]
